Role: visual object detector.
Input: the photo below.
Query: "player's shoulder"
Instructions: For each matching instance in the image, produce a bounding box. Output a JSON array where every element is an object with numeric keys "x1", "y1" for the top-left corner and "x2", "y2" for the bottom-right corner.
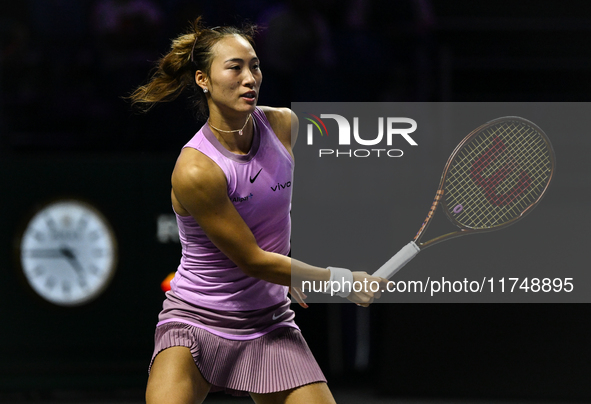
[
  {"x1": 258, "y1": 106, "x2": 299, "y2": 149},
  {"x1": 259, "y1": 106, "x2": 294, "y2": 132},
  {"x1": 172, "y1": 147, "x2": 225, "y2": 193}
]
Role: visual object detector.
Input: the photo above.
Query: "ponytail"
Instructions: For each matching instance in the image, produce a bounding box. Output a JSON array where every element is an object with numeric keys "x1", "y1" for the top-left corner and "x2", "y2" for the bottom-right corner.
[{"x1": 128, "y1": 17, "x2": 257, "y2": 118}]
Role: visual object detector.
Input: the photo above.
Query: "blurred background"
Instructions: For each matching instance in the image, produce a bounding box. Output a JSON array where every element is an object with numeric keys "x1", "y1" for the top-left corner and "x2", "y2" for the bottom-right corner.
[{"x1": 1, "y1": 0, "x2": 591, "y2": 403}]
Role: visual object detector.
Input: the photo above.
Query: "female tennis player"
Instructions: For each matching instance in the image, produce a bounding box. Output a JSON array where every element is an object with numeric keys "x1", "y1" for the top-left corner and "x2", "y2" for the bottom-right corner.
[{"x1": 129, "y1": 18, "x2": 384, "y2": 404}]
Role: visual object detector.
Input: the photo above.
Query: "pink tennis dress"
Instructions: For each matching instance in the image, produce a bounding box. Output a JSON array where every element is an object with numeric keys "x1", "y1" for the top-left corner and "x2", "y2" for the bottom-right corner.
[{"x1": 150, "y1": 108, "x2": 326, "y2": 396}]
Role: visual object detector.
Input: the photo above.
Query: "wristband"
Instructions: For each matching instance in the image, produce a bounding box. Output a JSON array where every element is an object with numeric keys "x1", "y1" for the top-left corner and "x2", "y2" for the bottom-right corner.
[{"x1": 325, "y1": 267, "x2": 354, "y2": 298}]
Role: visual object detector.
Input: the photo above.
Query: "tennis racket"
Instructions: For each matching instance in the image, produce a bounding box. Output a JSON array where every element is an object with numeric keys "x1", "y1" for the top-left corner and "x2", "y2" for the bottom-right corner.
[{"x1": 373, "y1": 116, "x2": 555, "y2": 280}]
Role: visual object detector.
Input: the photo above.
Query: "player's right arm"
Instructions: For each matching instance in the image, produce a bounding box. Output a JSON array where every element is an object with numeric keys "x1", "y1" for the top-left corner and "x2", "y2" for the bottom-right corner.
[{"x1": 171, "y1": 147, "x2": 328, "y2": 286}]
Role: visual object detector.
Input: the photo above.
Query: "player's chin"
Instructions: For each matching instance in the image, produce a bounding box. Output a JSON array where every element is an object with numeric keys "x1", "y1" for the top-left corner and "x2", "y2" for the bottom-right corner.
[{"x1": 234, "y1": 101, "x2": 257, "y2": 115}]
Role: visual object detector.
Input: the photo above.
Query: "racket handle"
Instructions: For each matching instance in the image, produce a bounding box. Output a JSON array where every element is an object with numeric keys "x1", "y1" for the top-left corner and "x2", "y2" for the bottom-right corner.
[{"x1": 372, "y1": 241, "x2": 420, "y2": 280}]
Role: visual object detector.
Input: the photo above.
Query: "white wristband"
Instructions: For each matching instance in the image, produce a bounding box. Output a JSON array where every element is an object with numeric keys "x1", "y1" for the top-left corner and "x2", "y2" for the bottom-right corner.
[{"x1": 325, "y1": 267, "x2": 354, "y2": 298}]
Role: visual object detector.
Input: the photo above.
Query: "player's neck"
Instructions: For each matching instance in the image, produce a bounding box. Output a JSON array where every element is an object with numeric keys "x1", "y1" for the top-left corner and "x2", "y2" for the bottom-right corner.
[{"x1": 207, "y1": 113, "x2": 254, "y2": 155}]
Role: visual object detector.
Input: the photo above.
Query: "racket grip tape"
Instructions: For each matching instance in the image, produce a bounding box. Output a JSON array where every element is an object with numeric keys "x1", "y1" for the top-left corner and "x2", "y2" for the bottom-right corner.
[{"x1": 372, "y1": 241, "x2": 420, "y2": 280}]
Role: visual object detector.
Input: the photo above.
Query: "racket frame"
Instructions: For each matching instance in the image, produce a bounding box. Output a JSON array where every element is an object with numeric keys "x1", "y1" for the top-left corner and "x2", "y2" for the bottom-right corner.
[{"x1": 413, "y1": 116, "x2": 556, "y2": 251}]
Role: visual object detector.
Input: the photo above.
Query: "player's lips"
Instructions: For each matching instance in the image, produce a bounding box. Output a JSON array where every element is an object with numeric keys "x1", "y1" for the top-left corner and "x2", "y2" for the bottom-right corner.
[{"x1": 241, "y1": 91, "x2": 257, "y2": 102}]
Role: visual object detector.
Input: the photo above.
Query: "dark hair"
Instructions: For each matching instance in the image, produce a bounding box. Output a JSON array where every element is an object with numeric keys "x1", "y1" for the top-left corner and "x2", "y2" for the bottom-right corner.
[{"x1": 128, "y1": 17, "x2": 257, "y2": 117}]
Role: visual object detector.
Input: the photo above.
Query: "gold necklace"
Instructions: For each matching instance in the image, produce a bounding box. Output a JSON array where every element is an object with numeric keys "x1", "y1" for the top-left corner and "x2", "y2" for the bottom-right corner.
[{"x1": 208, "y1": 114, "x2": 252, "y2": 136}]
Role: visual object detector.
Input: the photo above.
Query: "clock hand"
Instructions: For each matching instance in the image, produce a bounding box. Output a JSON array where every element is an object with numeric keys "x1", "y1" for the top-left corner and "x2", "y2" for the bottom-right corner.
[
  {"x1": 27, "y1": 249, "x2": 67, "y2": 258},
  {"x1": 59, "y1": 247, "x2": 87, "y2": 282}
]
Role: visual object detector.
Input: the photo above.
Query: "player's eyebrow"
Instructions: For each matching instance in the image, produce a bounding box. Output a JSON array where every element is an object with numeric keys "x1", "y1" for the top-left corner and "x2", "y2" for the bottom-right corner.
[{"x1": 224, "y1": 57, "x2": 259, "y2": 63}]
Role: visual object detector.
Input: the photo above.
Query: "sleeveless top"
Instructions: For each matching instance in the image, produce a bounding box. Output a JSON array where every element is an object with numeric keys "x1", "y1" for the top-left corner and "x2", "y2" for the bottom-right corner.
[{"x1": 158, "y1": 108, "x2": 297, "y2": 338}]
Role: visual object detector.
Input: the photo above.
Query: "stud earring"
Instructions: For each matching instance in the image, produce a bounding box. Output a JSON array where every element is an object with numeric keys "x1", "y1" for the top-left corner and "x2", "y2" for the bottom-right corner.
[{"x1": 203, "y1": 88, "x2": 208, "y2": 93}]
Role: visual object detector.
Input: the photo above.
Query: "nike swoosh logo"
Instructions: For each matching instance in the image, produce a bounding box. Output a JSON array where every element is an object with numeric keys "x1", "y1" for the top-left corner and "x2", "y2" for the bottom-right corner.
[
  {"x1": 250, "y1": 168, "x2": 263, "y2": 183},
  {"x1": 272, "y1": 311, "x2": 288, "y2": 320}
]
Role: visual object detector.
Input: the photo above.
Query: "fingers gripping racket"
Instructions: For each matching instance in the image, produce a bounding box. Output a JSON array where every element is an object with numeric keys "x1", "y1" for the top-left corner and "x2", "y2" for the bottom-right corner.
[{"x1": 373, "y1": 116, "x2": 556, "y2": 280}]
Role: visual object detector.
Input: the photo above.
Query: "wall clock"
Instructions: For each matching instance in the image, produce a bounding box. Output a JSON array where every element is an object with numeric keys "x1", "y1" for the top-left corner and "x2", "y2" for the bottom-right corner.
[{"x1": 18, "y1": 199, "x2": 117, "y2": 307}]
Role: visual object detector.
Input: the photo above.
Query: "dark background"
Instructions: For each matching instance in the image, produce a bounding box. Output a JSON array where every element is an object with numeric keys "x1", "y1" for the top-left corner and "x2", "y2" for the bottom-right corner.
[{"x1": 1, "y1": 0, "x2": 591, "y2": 402}]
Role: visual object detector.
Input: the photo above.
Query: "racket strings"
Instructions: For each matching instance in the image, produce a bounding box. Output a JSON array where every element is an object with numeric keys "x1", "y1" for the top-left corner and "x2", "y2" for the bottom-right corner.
[
  {"x1": 448, "y1": 123, "x2": 550, "y2": 227},
  {"x1": 444, "y1": 120, "x2": 553, "y2": 229},
  {"x1": 453, "y1": 131, "x2": 544, "y2": 226}
]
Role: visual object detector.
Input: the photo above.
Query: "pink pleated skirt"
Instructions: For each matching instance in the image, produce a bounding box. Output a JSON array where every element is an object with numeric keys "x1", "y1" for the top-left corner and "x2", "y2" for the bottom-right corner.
[{"x1": 149, "y1": 322, "x2": 327, "y2": 396}]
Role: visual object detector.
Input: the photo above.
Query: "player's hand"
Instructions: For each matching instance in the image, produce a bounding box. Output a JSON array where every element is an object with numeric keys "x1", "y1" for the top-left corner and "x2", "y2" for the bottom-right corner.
[
  {"x1": 346, "y1": 272, "x2": 388, "y2": 307},
  {"x1": 289, "y1": 286, "x2": 308, "y2": 308}
]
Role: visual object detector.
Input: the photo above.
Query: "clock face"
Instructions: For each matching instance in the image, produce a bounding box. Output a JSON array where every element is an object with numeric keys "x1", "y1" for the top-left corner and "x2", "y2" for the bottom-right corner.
[{"x1": 19, "y1": 200, "x2": 117, "y2": 307}]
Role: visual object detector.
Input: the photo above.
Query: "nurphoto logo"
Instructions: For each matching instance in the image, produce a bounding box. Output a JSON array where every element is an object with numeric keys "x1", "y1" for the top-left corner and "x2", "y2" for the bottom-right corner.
[{"x1": 303, "y1": 112, "x2": 418, "y2": 158}]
